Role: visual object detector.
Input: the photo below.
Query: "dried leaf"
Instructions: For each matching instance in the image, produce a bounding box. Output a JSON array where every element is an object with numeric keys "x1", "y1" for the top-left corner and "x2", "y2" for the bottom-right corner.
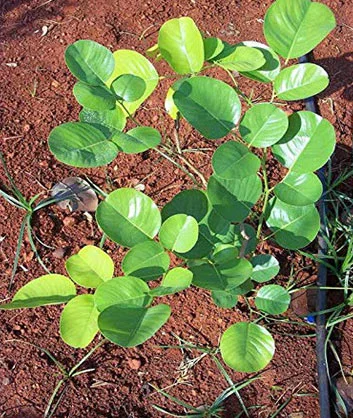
[
  {"x1": 51, "y1": 177, "x2": 98, "y2": 212},
  {"x1": 336, "y1": 376, "x2": 353, "y2": 414}
]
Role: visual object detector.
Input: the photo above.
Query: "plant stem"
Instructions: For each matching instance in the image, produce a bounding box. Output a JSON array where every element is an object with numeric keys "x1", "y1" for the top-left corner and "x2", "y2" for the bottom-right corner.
[
  {"x1": 173, "y1": 118, "x2": 182, "y2": 154},
  {"x1": 153, "y1": 147, "x2": 202, "y2": 187},
  {"x1": 256, "y1": 148, "x2": 270, "y2": 240},
  {"x1": 221, "y1": 66, "x2": 253, "y2": 107},
  {"x1": 119, "y1": 101, "x2": 207, "y2": 188}
]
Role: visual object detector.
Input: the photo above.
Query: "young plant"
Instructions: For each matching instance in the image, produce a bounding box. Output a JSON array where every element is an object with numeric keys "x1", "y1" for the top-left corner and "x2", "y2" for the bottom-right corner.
[{"x1": 3, "y1": 0, "x2": 337, "y2": 375}]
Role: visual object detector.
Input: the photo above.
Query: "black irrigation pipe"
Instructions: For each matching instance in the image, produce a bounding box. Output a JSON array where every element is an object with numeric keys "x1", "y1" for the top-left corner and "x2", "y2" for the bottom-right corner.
[{"x1": 299, "y1": 54, "x2": 331, "y2": 418}]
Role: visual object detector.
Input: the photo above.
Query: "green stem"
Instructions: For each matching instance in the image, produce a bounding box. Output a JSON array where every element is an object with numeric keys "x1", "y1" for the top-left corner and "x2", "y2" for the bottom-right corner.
[
  {"x1": 256, "y1": 148, "x2": 270, "y2": 240},
  {"x1": 221, "y1": 66, "x2": 253, "y2": 107},
  {"x1": 119, "y1": 101, "x2": 141, "y2": 126}
]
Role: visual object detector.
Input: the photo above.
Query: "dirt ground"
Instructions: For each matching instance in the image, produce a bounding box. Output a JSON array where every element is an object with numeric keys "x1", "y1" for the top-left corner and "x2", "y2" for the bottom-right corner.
[{"x1": 0, "y1": 0, "x2": 352, "y2": 417}]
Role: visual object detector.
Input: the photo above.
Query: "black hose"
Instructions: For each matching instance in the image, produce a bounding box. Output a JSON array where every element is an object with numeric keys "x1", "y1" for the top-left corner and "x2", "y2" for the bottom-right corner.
[{"x1": 299, "y1": 54, "x2": 331, "y2": 418}]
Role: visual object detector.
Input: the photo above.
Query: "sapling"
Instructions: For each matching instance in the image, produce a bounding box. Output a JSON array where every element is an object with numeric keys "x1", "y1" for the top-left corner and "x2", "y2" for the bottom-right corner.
[{"x1": 2, "y1": 0, "x2": 337, "y2": 375}]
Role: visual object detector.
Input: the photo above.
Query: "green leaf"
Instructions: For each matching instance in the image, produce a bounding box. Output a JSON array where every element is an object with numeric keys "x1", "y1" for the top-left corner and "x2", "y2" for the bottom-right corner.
[
  {"x1": 159, "y1": 214, "x2": 199, "y2": 253},
  {"x1": 211, "y1": 291, "x2": 238, "y2": 308},
  {"x1": 60, "y1": 294, "x2": 99, "y2": 348},
  {"x1": 215, "y1": 44, "x2": 266, "y2": 72},
  {"x1": 173, "y1": 76, "x2": 241, "y2": 139},
  {"x1": 96, "y1": 188, "x2": 161, "y2": 248},
  {"x1": 106, "y1": 49, "x2": 159, "y2": 114},
  {"x1": 94, "y1": 276, "x2": 152, "y2": 312},
  {"x1": 73, "y1": 82, "x2": 116, "y2": 111},
  {"x1": 212, "y1": 141, "x2": 261, "y2": 179},
  {"x1": 212, "y1": 280, "x2": 254, "y2": 308},
  {"x1": 79, "y1": 107, "x2": 126, "y2": 135},
  {"x1": 203, "y1": 37, "x2": 224, "y2": 61},
  {"x1": 158, "y1": 17, "x2": 204, "y2": 74},
  {"x1": 65, "y1": 245, "x2": 114, "y2": 288},
  {"x1": 274, "y1": 63, "x2": 329, "y2": 101},
  {"x1": 264, "y1": 0, "x2": 336, "y2": 59},
  {"x1": 274, "y1": 172, "x2": 323, "y2": 206},
  {"x1": 161, "y1": 189, "x2": 208, "y2": 222},
  {"x1": 255, "y1": 284, "x2": 290, "y2": 315},
  {"x1": 48, "y1": 122, "x2": 118, "y2": 168},
  {"x1": 98, "y1": 304, "x2": 171, "y2": 347},
  {"x1": 266, "y1": 197, "x2": 320, "y2": 249},
  {"x1": 239, "y1": 103, "x2": 288, "y2": 148},
  {"x1": 212, "y1": 244, "x2": 239, "y2": 264},
  {"x1": 251, "y1": 255, "x2": 280, "y2": 283},
  {"x1": 189, "y1": 258, "x2": 252, "y2": 291},
  {"x1": 220, "y1": 322, "x2": 275, "y2": 372},
  {"x1": 112, "y1": 127, "x2": 161, "y2": 154},
  {"x1": 272, "y1": 111, "x2": 336, "y2": 173},
  {"x1": 238, "y1": 41, "x2": 280, "y2": 83},
  {"x1": 207, "y1": 174, "x2": 262, "y2": 222},
  {"x1": 65, "y1": 40, "x2": 115, "y2": 85},
  {"x1": 0, "y1": 274, "x2": 76, "y2": 310},
  {"x1": 149, "y1": 267, "x2": 193, "y2": 296},
  {"x1": 122, "y1": 241, "x2": 170, "y2": 281},
  {"x1": 177, "y1": 224, "x2": 214, "y2": 260},
  {"x1": 111, "y1": 74, "x2": 146, "y2": 102}
]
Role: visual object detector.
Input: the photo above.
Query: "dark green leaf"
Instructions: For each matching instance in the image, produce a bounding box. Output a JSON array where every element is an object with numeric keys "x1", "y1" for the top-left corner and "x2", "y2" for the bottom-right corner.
[
  {"x1": 79, "y1": 107, "x2": 126, "y2": 135},
  {"x1": 48, "y1": 122, "x2": 118, "y2": 168},
  {"x1": 111, "y1": 74, "x2": 146, "y2": 102},
  {"x1": 212, "y1": 141, "x2": 261, "y2": 179},
  {"x1": 266, "y1": 197, "x2": 320, "y2": 249},
  {"x1": 162, "y1": 189, "x2": 208, "y2": 223},
  {"x1": 73, "y1": 82, "x2": 116, "y2": 110},
  {"x1": 98, "y1": 304, "x2": 171, "y2": 347},
  {"x1": 189, "y1": 258, "x2": 252, "y2": 291},
  {"x1": 207, "y1": 174, "x2": 262, "y2": 222},
  {"x1": 173, "y1": 76, "x2": 241, "y2": 139},
  {"x1": 112, "y1": 127, "x2": 161, "y2": 154},
  {"x1": 65, "y1": 40, "x2": 115, "y2": 85}
]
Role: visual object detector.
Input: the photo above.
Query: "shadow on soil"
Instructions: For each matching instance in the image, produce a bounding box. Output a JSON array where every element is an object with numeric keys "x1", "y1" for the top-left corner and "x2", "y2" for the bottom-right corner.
[
  {"x1": 0, "y1": 0, "x2": 76, "y2": 41},
  {"x1": 311, "y1": 52, "x2": 353, "y2": 101}
]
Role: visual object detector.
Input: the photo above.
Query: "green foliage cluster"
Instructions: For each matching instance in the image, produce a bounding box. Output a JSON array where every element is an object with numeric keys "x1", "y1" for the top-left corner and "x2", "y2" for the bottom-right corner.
[{"x1": 2, "y1": 0, "x2": 337, "y2": 373}]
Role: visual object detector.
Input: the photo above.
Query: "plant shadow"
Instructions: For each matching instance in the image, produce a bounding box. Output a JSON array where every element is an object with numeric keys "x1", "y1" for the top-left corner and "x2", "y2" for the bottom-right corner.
[
  {"x1": 0, "y1": 0, "x2": 76, "y2": 41},
  {"x1": 310, "y1": 52, "x2": 353, "y2": 101}
]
